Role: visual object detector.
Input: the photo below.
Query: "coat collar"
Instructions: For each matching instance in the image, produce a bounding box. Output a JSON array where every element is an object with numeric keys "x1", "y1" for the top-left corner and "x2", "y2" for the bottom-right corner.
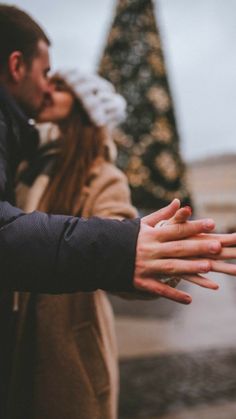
[{"x1": 0, "y1": 84, "x2": 39, "y2": 162}]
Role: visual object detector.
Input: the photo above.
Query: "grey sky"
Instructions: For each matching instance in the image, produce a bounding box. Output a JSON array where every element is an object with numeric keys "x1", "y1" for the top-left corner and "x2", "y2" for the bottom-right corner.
[{"x1": 3, "y1": 0, "x2": 236, "y2": 161}]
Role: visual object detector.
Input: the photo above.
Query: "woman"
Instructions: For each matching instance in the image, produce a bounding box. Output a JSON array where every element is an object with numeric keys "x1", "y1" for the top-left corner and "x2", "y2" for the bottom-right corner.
[{"x1": 10, "y1": 73, "x2": 137, "y2": 419}]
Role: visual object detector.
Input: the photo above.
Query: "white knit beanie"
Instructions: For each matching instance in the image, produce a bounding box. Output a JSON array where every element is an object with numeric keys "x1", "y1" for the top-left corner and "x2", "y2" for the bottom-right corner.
[{"x1": 61, "y1": 70, "x2": 127, "y2": 129}]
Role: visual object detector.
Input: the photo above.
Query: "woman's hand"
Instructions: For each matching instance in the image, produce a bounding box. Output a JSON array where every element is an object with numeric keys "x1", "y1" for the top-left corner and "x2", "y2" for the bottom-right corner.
[{"x1": 165, "y1": 206, "x2": 236, "y2": 272}]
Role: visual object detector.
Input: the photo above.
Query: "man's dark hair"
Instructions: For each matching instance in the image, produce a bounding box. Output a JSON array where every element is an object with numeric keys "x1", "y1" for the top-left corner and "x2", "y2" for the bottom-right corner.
[{"x1": 0, "y1": 4, "x2": 51, "y2": 70}]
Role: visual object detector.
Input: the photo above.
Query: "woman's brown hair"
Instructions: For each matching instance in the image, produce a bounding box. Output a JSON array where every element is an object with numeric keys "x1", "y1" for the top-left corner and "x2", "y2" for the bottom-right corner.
[{"x1": 38, "y1": 74, "x2": 107, "y2": 215}]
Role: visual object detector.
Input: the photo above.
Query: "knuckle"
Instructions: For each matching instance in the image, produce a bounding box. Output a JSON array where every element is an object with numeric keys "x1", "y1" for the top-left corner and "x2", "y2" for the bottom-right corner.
[
  {"x1": 207, "y1": 260, "x2": 212, "y2": 270},
  {"x1": 175, "y1": 223, "x2": 183, "y2": 236},
  {"x1": 135, "y1": 260, "x2": 147, "y2": 277},
  {"x1": 172, "y1": 240, "x2": 183, "y2": 255},
  {"x1": 163, "y1": 260, "x2": 175, "y2": 274},
  {"x1": 198, "y1": 260, "x2": 211, "y2": 272}
]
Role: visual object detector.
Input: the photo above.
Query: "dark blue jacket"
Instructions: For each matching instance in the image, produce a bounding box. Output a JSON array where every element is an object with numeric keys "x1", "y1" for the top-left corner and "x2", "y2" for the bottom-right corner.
[{"x1": 0, "y1": 86, "x2": 140, "y2": 293}]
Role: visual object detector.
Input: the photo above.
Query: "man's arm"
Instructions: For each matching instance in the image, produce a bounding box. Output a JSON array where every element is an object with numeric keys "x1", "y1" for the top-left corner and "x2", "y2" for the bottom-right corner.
[
  {"x1": 1, "y1": 198, "x2": 236, "y2": 300},
  {"x1": 0, "y1": 202, "x2": 140, "y2": 293}
]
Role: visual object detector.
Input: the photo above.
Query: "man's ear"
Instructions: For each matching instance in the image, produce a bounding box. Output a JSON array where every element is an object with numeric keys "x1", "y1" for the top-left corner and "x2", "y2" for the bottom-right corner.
[{"x1": 8, "y1": 51, "x2": 26, "y2": 83}]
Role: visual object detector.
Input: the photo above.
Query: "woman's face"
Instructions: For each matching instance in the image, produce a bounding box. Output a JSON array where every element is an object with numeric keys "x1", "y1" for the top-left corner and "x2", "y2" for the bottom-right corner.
[{"x1": 37, "y1": 79, "x2": 74, "y2": 123}]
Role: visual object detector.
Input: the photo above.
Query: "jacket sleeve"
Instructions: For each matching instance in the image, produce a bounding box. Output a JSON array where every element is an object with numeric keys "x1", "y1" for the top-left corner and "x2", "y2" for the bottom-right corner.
[
  {"x1": 0, "y1": 205, "x2": 140, "y2": 293},
  {"x1": 0, "y1": 118, "x2": 140, "y2": 293}
]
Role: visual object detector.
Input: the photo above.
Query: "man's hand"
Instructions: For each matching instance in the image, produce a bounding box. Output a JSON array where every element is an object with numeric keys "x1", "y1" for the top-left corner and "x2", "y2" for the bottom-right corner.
[{"x1": 134, "y1": 199, "x2": 236, "y2": 304}]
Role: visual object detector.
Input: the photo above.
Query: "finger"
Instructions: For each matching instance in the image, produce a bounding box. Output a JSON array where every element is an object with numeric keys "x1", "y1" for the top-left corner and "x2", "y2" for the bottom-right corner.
[
  {"x1": 142, "y1": 199, "x2": 180, "y2": 227},
  {"x1": 156, "y1": 219, "x2": 215, "y2": 242},
  {"x1": 183, "y1": 274, "x2": 219, "y2": 290},
  {"x1": 134, "y1": 277, "x2": 192, "y2": 304},
  {"x1": 156, "y1": 239, "x2": 221, "y2": 258},
  {"x1": 210, "y1": 260, "x2": 236, "y2": 276},
  {"x1": 146, "y1": 258, "x2": 211, "y2": 275},
  {"x1": 169, "y1": 206, "x2": 192, "y2": 224},
  {"x1": 204, "y1": 247, "x2": 236, "y2": 260},
  {"x1": 196, "y1": 233, "x2": 236, "y2": 247}
]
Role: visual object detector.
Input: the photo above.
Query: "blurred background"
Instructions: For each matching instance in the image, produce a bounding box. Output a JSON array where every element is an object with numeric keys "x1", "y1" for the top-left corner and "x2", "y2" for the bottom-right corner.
[{"x1": 5, "y1": 0, "x2": 236, "y2": 417}]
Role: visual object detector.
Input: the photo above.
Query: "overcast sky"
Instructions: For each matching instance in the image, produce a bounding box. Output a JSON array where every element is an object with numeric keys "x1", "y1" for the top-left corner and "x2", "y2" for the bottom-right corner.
[{"x1": 3, "y1": 0, "x2": 236, "y2": 161}]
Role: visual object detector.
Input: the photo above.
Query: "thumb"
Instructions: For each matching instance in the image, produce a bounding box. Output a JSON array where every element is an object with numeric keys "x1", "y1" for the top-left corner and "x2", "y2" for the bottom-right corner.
[{"x1": 142, "y1": 199, "x2": 181, "y2": 227}]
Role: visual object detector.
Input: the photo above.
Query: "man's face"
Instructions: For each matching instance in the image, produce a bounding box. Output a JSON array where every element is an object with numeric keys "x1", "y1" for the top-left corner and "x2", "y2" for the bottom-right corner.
[{"x1": 16, "y1": 40, "x2": 51, "y2": 118}]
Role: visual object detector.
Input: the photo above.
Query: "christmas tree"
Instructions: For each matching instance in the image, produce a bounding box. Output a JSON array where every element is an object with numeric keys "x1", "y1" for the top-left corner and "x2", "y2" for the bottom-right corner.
[{"x1": 99, "y1": 0, "x2": 191, "y2": 210}]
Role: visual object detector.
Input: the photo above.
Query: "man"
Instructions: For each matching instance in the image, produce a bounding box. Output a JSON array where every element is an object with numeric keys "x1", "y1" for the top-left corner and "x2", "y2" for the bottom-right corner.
[{"x1": 0, "y1": 4, "x2": 235, "y2": 300}]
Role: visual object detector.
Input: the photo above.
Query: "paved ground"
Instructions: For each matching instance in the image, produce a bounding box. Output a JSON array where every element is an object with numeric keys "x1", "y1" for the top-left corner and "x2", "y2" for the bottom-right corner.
[
  {"x1": 109, "y1": 272, "x2": 236, "y2": 418},
  {"x1": 158, "y1": 402, "x2": 236, "y2": 419}
]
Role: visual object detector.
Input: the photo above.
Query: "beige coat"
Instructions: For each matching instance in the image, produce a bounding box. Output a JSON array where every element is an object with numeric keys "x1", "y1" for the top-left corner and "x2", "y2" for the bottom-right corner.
[{"x1": 9, "y1": 160, "x2": 137, "y2": 419}]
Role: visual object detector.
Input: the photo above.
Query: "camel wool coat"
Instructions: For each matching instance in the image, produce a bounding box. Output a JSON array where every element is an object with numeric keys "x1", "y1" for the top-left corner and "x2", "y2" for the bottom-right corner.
[{"x1": 8, "y1": 155, "x2": 137, "y2": 419}]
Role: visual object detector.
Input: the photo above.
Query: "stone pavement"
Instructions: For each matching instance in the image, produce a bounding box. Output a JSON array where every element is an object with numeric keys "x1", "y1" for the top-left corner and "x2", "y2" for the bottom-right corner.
[{"x1": 109, "y1": 273, "x2": 236, "y2": 418}]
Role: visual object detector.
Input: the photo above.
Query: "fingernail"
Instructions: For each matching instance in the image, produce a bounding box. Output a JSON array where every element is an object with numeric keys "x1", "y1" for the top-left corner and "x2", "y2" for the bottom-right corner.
[
  {"x1": 200, "y1": 262, "x2": 210, "y2": 272},
  {"x1": 209, "y1": 241, "x2": 220, "y2": 253},
  {"x1": 203, "y1": 219, "x2": 215, "y2": 230},
  {"x1": 183, "y1": 295, "x2": 192, "y2": 304},
  {"x1": 171, "y1": 198, "x2": 180, "y2": 207},
  {"x1": 184, "y1": 206, "x2": 192, "y2": 215}
]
